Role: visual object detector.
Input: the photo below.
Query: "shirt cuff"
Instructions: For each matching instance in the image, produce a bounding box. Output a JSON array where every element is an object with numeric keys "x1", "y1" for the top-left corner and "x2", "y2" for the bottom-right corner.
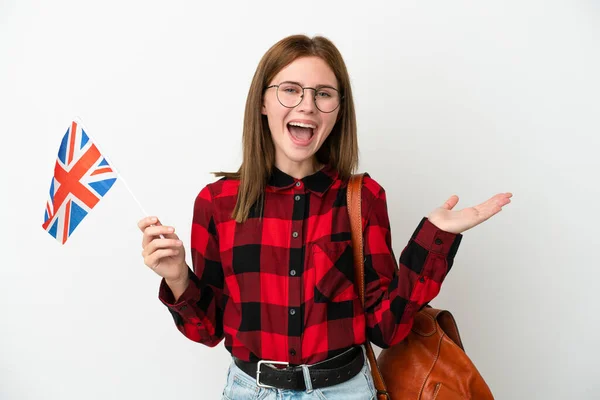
[
  {"x1": 158, "y1": 269, "x2": 201, "y2": 320},
  {"x1": 411, "y1": 217, "x2": 462, "y2": 259}
]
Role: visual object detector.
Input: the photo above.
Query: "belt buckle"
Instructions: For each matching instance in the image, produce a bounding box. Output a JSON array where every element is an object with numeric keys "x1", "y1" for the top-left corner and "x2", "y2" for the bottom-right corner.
[{"x1": 256, "y1": 360, "x2": 289, "y2": 389}]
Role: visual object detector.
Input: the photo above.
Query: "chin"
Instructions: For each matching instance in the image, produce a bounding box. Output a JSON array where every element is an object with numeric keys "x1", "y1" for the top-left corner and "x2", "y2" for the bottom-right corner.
[{"x1": 283, "y1": 150, "x2": 315, "y2": 164}]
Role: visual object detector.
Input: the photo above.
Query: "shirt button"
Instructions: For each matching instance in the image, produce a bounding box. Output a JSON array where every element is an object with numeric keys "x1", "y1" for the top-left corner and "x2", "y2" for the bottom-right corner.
[
  {"x1": 290, "y1": 270, "x2": 297, "y2": 276},
  {"x1": 290, "y1": 308, "x2": 296, "y2": 316},
  {"x1": 295, "y1": 181, "x2": 302, "y2": 187},
  {"x1": 294, "y1": 195, "x2": 301, "y2": 201},
  {"x1": 435, "y1": 238, "x2": 443, "y2": 245},
  {"x1": 292, "y1": 231, "x2": 299, "y2": 238},
  {"x1": 289, "y1": 349, "x2": 296, "y2": 356}
]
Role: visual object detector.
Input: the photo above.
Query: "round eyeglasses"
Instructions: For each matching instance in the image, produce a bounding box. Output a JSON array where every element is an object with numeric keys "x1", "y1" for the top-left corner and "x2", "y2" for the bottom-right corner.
[{"x1": 265, "y1": 81, "x2": 342, "y2": 113}]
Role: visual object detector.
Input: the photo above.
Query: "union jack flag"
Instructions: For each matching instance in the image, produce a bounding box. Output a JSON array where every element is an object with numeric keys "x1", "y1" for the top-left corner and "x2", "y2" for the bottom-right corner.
[{"x1": 42, "y1": 121, "x2": 117, "y2": 244}]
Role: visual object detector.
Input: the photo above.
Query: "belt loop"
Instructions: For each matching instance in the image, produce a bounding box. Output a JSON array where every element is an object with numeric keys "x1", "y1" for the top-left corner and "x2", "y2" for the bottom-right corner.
[
  {"x1": 301, "y1": 364, "x2": 313, "y2": 393},
  {"x1": 359, "y1": 344, "x2": 368, "y2": 371}
]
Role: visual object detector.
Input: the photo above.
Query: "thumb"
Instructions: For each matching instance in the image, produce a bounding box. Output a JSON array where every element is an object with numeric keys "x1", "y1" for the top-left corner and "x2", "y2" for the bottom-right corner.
[{"x1": 441, "y1": 195, "x2": 459, "y2": 210}]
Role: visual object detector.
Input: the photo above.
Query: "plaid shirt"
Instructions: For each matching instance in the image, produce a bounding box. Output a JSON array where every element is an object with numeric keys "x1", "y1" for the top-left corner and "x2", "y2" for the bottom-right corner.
[{"x1": 159, "y1": 165, "x2": 462, "y2": 365}]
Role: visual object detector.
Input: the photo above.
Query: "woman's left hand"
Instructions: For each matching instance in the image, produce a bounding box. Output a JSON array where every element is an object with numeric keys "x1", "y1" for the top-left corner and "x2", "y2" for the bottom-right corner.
[{"x1": 426, "y1": 192, "x2": 513, "y2": 234}]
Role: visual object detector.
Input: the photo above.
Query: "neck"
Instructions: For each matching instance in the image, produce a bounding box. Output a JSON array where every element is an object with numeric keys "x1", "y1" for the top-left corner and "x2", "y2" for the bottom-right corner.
[{"x1": 275, "y1": 157, "x2": 323, "y2": 180}]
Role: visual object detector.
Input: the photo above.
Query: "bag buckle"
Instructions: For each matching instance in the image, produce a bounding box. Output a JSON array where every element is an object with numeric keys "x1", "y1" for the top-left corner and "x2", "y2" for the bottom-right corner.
[{"x1": 256, "y1": 360, "x2": 289, "y2": 388}]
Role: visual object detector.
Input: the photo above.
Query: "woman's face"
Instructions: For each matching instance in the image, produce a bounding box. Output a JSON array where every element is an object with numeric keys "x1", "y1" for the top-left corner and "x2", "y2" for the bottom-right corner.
[{"x1": 262, "y1": 56, "x2": 340, "y2": 173}]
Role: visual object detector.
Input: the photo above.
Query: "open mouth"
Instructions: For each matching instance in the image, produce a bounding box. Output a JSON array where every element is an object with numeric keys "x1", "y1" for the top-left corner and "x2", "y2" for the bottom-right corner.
[{"x1": 287, "y1": 121, "x2": 317, "y2": 145}]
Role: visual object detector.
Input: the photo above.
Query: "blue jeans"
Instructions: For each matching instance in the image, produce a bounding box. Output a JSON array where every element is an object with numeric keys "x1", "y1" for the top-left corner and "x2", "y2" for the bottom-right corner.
[{"x1": 221, "y1": 347, "x2": 376, "y2": 400}]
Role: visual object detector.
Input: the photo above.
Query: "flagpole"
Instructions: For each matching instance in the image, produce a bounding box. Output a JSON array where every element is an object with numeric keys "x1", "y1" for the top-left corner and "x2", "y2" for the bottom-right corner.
[{"x1": 73, "y1": 116, "x2": 150, "y2": 218}]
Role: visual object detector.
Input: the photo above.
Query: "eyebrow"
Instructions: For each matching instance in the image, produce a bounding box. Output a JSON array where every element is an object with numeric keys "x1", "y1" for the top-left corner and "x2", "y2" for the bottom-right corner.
[{"x1": 280, "y1": 80, "x2": 339, "y2": 90}]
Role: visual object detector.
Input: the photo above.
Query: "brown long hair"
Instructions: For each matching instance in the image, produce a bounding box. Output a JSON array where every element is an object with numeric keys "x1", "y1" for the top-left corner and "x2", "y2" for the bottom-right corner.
[{"x1": 214, "y1": 35, "x2": 358, "y2": 223}]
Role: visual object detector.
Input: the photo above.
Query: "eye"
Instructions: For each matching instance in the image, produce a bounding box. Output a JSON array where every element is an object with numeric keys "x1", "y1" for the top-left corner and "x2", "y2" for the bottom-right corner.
[
  {"x1": 316, "y1": 91, "x2": 332, "y2": 98},
  {"x1": 280, "y1": 84, "x2": 301, "y2": 94}
]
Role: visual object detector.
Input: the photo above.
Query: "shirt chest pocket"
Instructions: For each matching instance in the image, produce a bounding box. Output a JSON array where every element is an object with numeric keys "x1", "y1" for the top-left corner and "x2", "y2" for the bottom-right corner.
[{"x1": 310, "y1": 240, "x2": 358, "y2": 303}]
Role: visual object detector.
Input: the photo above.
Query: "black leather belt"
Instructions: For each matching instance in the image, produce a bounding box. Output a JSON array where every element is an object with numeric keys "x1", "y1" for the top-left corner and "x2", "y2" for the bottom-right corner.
[{"x1": 233, "y1": 346, "x2": 364, "y2": 390}]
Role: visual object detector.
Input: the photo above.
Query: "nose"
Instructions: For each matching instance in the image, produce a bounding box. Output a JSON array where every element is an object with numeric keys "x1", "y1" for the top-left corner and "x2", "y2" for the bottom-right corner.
[{"x1": 297, "y1": 88, "x2": 317, "y2": 113}]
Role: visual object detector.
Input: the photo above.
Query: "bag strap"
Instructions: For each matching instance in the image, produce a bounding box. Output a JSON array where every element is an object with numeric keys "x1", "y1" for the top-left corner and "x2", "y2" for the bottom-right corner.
[{"x1": 347, "y1": 174, "x2": 391, "y2": 400}]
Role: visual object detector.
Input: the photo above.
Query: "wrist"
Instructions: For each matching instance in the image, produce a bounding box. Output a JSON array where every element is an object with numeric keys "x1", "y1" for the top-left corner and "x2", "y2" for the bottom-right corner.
[{"x1": 166, "y1": 264, "x2": 190, "y2": 286}]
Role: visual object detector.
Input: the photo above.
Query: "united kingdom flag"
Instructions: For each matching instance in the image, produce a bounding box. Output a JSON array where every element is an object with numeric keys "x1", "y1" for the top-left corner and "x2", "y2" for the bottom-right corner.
[{"x1": 42, "y1": 121, "x2": 117, "y2": 244}]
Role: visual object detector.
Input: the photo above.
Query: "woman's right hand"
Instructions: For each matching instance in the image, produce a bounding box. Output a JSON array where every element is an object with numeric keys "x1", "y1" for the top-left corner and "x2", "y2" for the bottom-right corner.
[{"x1": 137, "y1": 216, "x2": 188, "y2": 283}]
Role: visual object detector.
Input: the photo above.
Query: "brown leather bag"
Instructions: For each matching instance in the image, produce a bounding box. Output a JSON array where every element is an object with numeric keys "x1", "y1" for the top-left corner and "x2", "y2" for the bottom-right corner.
[{"x1": 347, "y1": 174, "x2": 494, "y2": 400}]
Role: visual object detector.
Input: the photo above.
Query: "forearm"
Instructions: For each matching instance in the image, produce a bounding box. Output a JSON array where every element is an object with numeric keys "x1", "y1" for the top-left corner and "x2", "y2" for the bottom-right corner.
[
  {"x1": 364, "y1": 218, "x2": 463, "y2": 347},
  {"x1": 158, "y1": 269, "x2": 224, "y2": 346}
]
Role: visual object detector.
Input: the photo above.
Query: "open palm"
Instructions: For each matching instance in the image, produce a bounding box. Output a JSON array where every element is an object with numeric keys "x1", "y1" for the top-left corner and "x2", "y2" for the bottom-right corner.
[{"x1": 427, "y1": 192, "x2": 513, "y2": 234}]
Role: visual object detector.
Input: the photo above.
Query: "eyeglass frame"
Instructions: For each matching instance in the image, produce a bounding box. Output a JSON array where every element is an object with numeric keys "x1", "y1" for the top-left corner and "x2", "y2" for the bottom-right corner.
[{"x1": 265, "y1": 81, "x2": 344, "y2": 113}]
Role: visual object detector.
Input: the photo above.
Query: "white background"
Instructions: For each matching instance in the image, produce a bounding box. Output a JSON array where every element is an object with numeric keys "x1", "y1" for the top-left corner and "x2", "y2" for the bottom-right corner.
[{"x1": 1, "y1": 1, "x2": 599, "y2": 399}]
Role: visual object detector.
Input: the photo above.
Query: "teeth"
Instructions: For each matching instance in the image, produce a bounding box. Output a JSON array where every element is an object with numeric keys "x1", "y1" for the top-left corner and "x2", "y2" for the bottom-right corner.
[{"x1": 289, "y1": 121, "x2": 316, "y2": 129}]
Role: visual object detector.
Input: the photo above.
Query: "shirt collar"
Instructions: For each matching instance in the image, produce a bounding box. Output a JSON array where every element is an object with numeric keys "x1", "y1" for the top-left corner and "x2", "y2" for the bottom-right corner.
[{"x1": 267, "y1": 164, "x2": 339, "y2": 196}]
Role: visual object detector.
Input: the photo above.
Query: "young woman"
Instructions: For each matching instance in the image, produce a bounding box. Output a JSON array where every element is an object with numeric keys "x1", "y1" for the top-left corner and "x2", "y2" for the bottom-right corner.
[{"x1": 138, "y1": 35, "x2": 512, "y2": 400}]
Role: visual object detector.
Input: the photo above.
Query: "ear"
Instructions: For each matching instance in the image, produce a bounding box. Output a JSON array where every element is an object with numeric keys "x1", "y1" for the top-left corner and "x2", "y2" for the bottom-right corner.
[{"x1": 261, "y1": 103, "x2": 267, "y2": 115}]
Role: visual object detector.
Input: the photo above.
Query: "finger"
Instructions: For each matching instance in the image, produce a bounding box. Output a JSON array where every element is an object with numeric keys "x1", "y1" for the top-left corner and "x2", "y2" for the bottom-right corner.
[
  {"x1": 144, "y1": 225, "x2": 177, "y2": 237},
  {"x1": 142, "y1": 225, "x2": 165, "y2": 248},
  {"x1": 142, "y1": 238, "x2": 182, "y2": 257},
  {"x1": 474, "y1": 195, "x2": 508, "y2": 221},
  {"x1": 142, "y1": 238, "x2": 183, "y2": 257},
  {"x1": 138, "y1": 216, "x2": 160, "y2": 232},
  {"x1": 142, "y1": 226, "x2": 177, "y2": 248},
  {"x1": 489, "y1": 193, "x2": 512, "y2": 209},
  {"x1": 145, "y1": 248, "x2": 180, "y2": 269},
  {"x1": 142, "y1": 225, "x2": 179, "y2": 248}
]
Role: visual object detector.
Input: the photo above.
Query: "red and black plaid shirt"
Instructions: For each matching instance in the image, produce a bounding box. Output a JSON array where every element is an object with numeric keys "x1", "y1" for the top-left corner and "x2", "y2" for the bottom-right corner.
[{"x1": 159, "y1": 165, "x2": 462, "y2": 365}]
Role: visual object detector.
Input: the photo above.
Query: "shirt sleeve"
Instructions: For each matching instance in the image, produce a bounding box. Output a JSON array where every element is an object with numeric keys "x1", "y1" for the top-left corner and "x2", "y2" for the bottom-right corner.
[
  {"x1": 158, "y1": 185, "x2": 225, "y2": 347},
  {"x1": 362, "y1": 185, "x2": 462, "y2": 348}
]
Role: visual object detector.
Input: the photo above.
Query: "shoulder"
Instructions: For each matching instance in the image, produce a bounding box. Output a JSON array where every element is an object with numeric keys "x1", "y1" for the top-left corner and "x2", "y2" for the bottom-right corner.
[
  {"x1": 356, "y1": 173, "x2": 389, "y2": 218},
  {"x1": 344, "y1": 173, "x2": 390, "y2": 228},
  {"x1": 360, "y1": 173, "x2": 385, "y2": 199},
  {"x1": 344, "y1": 172, "x2": 387, "y2": 212},
  {"x1": 196, "y1": 176, "x2": 240, "y2": 202},
  {"x1": 347, "y1": 173, "x2": 385, "y2": 204},
  {"x1": 193, "y1": 177, "x2": 240, "y2": 222},
  {"x1": 342, "y1": 172, "x2": 386, "y2": 198}
]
